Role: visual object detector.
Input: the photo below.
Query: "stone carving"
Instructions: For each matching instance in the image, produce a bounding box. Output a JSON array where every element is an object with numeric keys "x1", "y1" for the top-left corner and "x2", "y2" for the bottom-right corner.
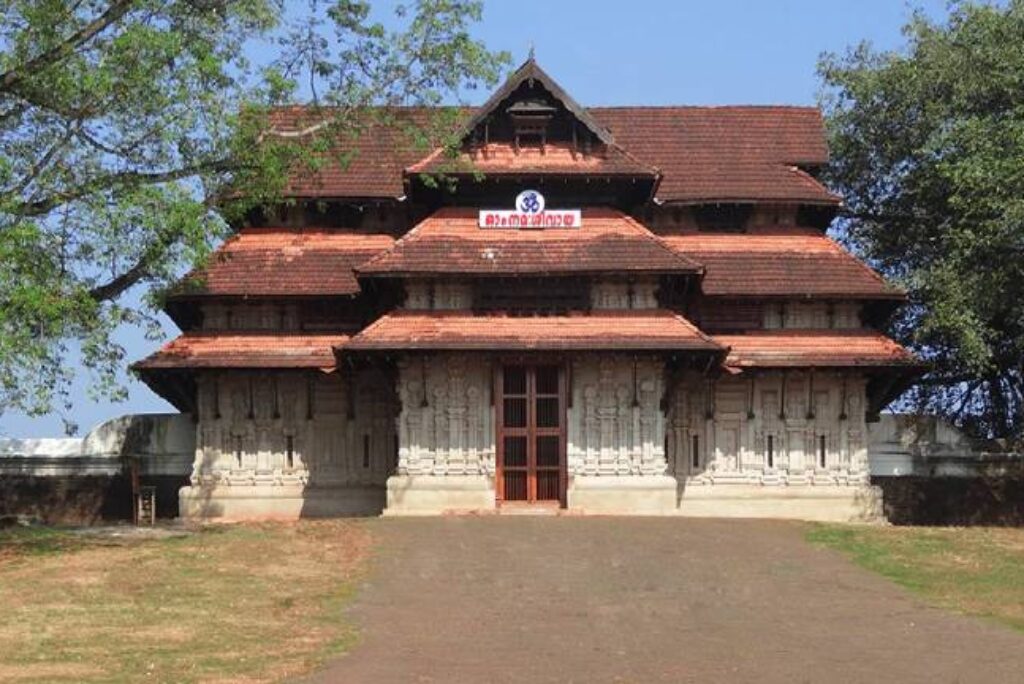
[
  {"x1": 188, "y1": 369, "x2": 396, "y2": 490},
  {"x1": 395, "y1": 355, "x2": 495, "y2": 476},
  {"x1": 668, "y1": 371, "x2": 870, "y2": 487}
]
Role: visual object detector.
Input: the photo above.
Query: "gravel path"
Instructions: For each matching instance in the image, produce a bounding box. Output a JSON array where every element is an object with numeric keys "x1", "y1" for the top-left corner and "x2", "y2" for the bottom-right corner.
[{"x1": 305, "y1": 517, "x2": 1024, "y2": 684}]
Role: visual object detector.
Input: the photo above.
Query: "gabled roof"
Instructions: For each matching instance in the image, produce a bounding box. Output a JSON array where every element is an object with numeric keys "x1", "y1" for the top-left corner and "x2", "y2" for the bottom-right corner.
[
  {"x1": 345, "y1": 310, "x2": 723, "y2": 352},
  {"x1": 661, "y1": 229, "x2": 904, "y2": 300},
  {"x1": 357, "y1": 207, "x2": 701, "y2": 277},
  {"x1": 405, "y1": 59, "x2": 660, "y2": 181},
  {"x1": 133, "y1": 332, "x2": 347, "y2": 370},
  {"x1": 168, "y1": 229, "x2": 395, "y2": 299},
  {"x1": 457, "y1": 58, "x2": 614, "y2": 146},
  {"x1": 716, "y1": 330, "x2": 918, "y2": 369},
  {"x1": 265, "y1": 69, "x2": 838, "y2": 204}
]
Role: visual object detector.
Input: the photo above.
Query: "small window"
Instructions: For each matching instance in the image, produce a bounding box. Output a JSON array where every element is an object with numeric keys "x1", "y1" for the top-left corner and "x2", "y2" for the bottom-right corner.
[
  {"x1": 286, "y1": 435, "x2": 294, "y2": 470},
  {"x1": 234, "y1": 436, "x2": 243, "y2": 468},
  {"x1": 766, "y1": 435, "x2": 774, "y2": 469},
  {"x1": 691, "y1": 434, "x2": 700, "y2": 469},
  {"x1": 363, "y1": 435, "x2": 371, "y2": 469},
  {"x1": 819, "y1": 435, "x2": 827, "y2": 469}
]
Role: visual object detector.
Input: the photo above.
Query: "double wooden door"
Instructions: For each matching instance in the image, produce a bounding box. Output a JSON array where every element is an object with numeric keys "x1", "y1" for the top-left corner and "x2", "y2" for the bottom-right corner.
[{"x1": 496, "y1": 364, "x2": 567, "y2": 506}]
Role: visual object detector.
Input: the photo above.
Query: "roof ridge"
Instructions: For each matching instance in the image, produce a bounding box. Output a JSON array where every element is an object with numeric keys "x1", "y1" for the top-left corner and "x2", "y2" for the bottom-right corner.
[{"x1": 618, "y1": 212, "x2": 704, "y2": 272}]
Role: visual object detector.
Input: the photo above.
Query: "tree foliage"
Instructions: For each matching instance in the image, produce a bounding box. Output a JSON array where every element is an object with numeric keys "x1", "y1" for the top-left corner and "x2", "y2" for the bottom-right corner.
[
  {"x1": 820, "y1": 1, "x2": 1024, "y2": 444},
  {"x1": 0, "y1": 0, "x2": 508, "y2": 430}
]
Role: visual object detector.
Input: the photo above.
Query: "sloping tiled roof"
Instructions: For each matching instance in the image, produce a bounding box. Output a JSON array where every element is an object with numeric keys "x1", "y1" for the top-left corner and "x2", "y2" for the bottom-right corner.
[
  {"x1": 268, "y1": 106, "x2": 439, "y2": 198},
  {"x1": 358, "y1": 207, "x2": 700, "y2": 276},
  {"x1": 716, "y1": 330, "x2": 917, "y2": 369},
  {"x1": 133, "y1": 332, "x2": 347, "y2": 370},
  {"x1": 346, "y1": 310, "x2": 723, "y2": 352},
  {"x1": 592, "y1": 107, "x2": 836, "y2": 204},
  {"x1": 268, "y1": 105, "x2": 836, "y2": 204},
  {"x1": 661, "y1": 230, "x2": 904, "y2": 299},
  {"x1": 170, "y1": 229, "x2": 395, "y2": 298}
]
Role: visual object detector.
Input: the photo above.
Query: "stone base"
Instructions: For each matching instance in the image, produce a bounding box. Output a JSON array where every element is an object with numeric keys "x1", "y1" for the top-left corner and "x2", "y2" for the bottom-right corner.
[
  {"x1": 677, "y1": 484, "x2": 884, "y2": 522},
  {"x1": 567, "y1": 475, "x2": 678, "y2": 515},
  {"x1": 384, "y1": 474, "x2": 495, "y2": 515},
  {"x1": 178, "y1": 484, "x2": 385, "y2": 521}
]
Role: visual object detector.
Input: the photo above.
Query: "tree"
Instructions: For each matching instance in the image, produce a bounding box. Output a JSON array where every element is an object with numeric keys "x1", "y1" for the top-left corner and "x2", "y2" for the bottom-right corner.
[
  {"x1": 820, "y1": 1, "x2": 1024, "y2": 444},
  {"x1": 0, "y1": 0, "x2": 508, "y2": 431}
]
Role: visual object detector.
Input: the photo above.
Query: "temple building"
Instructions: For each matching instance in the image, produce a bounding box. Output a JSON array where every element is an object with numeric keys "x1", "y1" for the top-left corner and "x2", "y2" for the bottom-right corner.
[{"x1": 134, "y1": 59, "x2": 920, "y2": 520}]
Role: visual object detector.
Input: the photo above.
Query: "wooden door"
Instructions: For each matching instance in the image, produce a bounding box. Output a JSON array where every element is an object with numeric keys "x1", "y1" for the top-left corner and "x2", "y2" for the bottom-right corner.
[{"x1": 496, "y1": 364, "x2": 566, "y2": 506}]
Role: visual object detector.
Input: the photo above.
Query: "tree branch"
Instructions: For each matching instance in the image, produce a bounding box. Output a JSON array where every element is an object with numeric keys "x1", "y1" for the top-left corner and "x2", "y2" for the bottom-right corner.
[
  {"x1": 0, "y1": 0, "x2": 135, "y2": 93},
  {"x1": 11, "y1": 158, "x2": 236, "y2": 217}
]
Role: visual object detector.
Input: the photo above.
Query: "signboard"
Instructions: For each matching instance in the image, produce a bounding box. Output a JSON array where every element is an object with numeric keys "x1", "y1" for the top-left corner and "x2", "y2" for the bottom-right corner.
[{"x1": 478, "y1": 190, "x2": 582, "y2": 228}]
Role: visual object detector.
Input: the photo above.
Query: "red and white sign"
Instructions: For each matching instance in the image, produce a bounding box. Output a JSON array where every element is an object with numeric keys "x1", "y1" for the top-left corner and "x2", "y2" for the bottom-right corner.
[
  {"x1": 478, "y1": 210, "x2": 582, "y2": 228},
  {"x1": 478, "y1": 190, "x2": 582, "y2": 228}
]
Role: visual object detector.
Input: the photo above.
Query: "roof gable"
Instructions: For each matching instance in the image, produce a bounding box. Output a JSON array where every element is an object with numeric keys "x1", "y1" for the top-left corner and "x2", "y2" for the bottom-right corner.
[{"x1": 458, "y1": 57, "x2": 614, "y2": 147}]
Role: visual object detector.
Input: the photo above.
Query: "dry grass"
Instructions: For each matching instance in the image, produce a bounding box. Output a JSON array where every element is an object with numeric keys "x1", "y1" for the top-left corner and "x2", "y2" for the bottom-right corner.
[
  {"x1": 808, "y1": 524, "x2": 1024, "y2": 632},
  {"x1": 0, "y1": 521, "x2": 371, "y2": 683}
]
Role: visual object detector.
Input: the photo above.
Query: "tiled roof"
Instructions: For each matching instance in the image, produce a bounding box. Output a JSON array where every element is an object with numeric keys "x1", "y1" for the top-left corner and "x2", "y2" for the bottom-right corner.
[
  {"x1": 407, "y1": 141, "x2": 659, "y2": 177},
  {"x1": 345, "y1": 310, "x2": 723, "y2": 352},
  {"x1": 661, "y1": 230, "x2": 904, "y2": 299},
  {"x1": 592, "y1": 107, "x2": 837, "y2": 204},
  {"x1": 358, "y1": 207, "x2": 700, "y2": 276},
  {"x1": 715, "y1": 330, "x2": 918, "y2": 368},
  {"x1": 170, "y1": 229, "x2": 395, "y2": 298},
  {"x1": 133, "y1": 332, "x2": 348, "y2": 370},
  {"x1": 268, "y1": 106, "x2": 836, "y2": 204},
  {"x1": 268, "y1": 107, "x2": 438, "y2": 198}
]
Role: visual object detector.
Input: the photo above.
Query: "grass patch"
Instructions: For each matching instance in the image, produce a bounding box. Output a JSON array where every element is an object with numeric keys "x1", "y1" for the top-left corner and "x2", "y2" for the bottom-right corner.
[
  {"x1": 0, "y1": 520, "x2": 371, "y2": 683},
  {"x1": 808, "y1": 524, "x2": 1024, "y2": 631},
  {"x1": 0, "y1": 526, "x2": 88, "y2": 560}
]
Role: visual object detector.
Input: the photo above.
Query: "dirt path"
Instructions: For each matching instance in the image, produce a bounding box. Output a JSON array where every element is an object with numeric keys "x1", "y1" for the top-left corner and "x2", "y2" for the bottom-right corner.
[{"x1": 305, "y1": 518, "x2": 1024, "y2": 683}]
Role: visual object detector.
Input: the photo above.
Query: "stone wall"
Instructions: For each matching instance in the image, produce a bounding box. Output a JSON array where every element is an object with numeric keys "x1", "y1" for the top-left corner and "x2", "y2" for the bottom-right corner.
[
  {"x1": 669, "y1": 372, "x2": 870, "y2": 487},
  {"x1": 181, "y1": 368, "x2": 397, "y2": 519},
  {"x1": 0, "y1": 414, "x2": 194, "y2": 523},
  {"x1": 567, "y1": 356, "x2": 667, "y2": 476},
  {"x1": 666, "y1": 371, "x2": 880, "y2": 521},
  {"x1": 385, "y1": 353, "x2": 878, "y2": 518}
]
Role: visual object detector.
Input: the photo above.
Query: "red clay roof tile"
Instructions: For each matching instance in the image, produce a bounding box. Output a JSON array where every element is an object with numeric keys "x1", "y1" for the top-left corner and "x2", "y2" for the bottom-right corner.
[
  {"x1": 268, "y1": 106, "x2": 836, "y2": 204},
  {"x1": 133, "y1": 332, "x2": 348, "y2": 370},
  {"x1": 593, "y1": 107, "x2": 836, "y2": 204},
  {"x1": 346, "y1": 310, "x2": 722, "y2": 352},
  {"x1": 358, "y1": 207, "x2": 700, "y2": 276},
  {"x1": 715, "y1": 330, "x2": 917, "y2": 368},
  {"x1": 170, "y1": 229, "x2": 394, "y2": 298},
  {"x1": 661, "y1": 230, "x2": 903, "y2": 299}
]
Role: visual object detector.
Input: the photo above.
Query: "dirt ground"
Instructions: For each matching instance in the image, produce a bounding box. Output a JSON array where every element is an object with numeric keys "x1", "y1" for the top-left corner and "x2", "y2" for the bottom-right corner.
[{"x1": 303, "y1": 517, "x2": 1024, "y2": 684}]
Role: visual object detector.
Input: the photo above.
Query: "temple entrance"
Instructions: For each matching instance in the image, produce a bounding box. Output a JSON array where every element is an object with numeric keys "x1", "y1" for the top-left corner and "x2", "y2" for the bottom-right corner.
[{"x1": 496, "y1": 364, "x2": 567, "y2": 506}]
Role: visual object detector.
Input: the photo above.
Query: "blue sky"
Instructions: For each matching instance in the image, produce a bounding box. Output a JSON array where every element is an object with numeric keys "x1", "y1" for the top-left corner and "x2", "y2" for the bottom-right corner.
[{"x1": 1, "y1": 0, "x2": 950, "y2": 438}]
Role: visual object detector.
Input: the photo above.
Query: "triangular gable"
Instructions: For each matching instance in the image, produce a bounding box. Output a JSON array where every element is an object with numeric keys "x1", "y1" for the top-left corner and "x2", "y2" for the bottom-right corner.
[
  {"x1": 405, "y1": 58, "x2": 660, "y2": 181},
  {"x1": 458, "y1": 57, "x2": 614, "y2": 146}
]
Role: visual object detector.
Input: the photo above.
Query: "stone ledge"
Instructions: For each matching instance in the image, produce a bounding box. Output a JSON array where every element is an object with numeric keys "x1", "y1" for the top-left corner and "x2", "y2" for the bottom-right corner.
[
  {"x1": 568, "y1": 475, "x2": 678, "y2": 515},
  {"x1": 179, "y1": 484, "x2": 384, "y2": 521},
  {"x1": 384, "y1": 475, "x2": 495, "y2": 515},
  {"x1": 677, "y1": 484, "x2": 884, "y2": 522}
]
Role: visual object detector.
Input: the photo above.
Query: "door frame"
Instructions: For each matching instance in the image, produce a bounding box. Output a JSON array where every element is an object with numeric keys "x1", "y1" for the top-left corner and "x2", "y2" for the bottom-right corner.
[{"x1": 494, "y1": 362, "x2": 568, "y2": 507}]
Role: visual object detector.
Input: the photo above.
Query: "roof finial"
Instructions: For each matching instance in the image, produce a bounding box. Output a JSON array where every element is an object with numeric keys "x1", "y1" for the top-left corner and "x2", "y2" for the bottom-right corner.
[{"x1": 528, "y1": 42, "x2": 535, "y2": 61}]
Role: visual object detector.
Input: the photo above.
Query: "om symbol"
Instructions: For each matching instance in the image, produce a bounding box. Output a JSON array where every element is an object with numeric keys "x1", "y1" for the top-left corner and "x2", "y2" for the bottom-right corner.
[{"x1": 515, "y1": 189, "x2": 545, "y2": 214}]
